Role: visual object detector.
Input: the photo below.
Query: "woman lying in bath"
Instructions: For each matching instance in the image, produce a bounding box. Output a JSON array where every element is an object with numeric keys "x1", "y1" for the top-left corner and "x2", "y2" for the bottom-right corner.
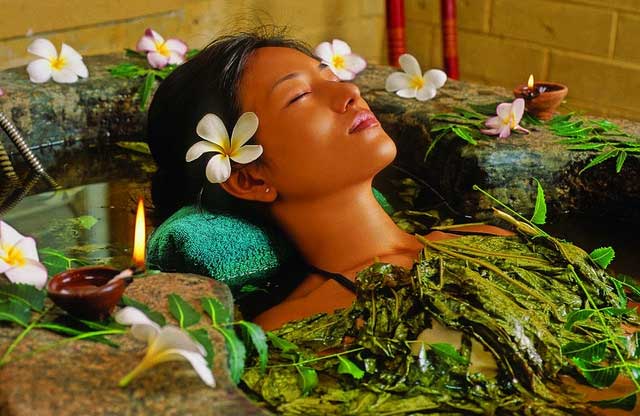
[{"x1": 147, "y1": 30, "x2": 638, "y2": 415}]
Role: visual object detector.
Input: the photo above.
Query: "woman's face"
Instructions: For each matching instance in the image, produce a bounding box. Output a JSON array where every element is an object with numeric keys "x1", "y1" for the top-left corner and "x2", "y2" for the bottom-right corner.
[{"x1": 238, "y1": 46, "x2": 397, "y2": 199}]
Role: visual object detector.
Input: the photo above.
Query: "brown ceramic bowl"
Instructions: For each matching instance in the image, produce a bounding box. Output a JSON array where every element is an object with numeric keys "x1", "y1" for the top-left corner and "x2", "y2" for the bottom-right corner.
[
  {"x1": 47, "y1": 266, "x2": 127, "y2": 319},
  {"x1": 513, "y1": 82, "x2": 568, "y2": 121}
]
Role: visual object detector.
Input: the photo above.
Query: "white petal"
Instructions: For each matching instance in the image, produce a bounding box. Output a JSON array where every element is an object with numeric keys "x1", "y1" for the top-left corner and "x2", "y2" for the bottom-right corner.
[
  {"x1": 170, "y1": 349, "x2": 215, "y2": 387},
  {"x1": 131, "y1": 324, "x2": 161, "y2": 343},
  {"x1": 136, "y1": 35, "x2": 157, "y2": 52},
  {"x1": 396, "y1": 88, "x2": 417, "y2": 98},
  {"x1": 512, "y1": 98, "x2": 525, "y2": 122},
  {"x1": 230, "y1": 112, "x2": 259, "y2": 152},
  {"x1": 331, "y1": 66, "x2": 356, "y2": 81},
  {"x1": 12, "y1": 237, "x2": 38, "y2": 261},
  {"x1": 5, "y1": 259, "x2": 48, "y2": 289},
  {"x1": 480, "y1": 128, "x2": 500, "y2": 136},
  {"x1": 167, "y1": 51, "x2": 184, "y2": 65},
  {"x1": 498, "y1": 125, "x2": 512, "y2": 138},
  {"x1": 424, "y1": 69, "x2": 447, "y2": 89},
  {"x1": 230, "y1": 145, "x2": 263, "y2": 164},
  {"x1": 67, "y1": 59, "x2": 88, "y2": 78},
  {"x1": 115, "y1": 306, "x2": 159, "y2": 329},
  {"x1": 148, "y1": 326, "x2": 203, "y2": 356},
  {"x1": 196, "y1": 114, "x2": 230, "y2": 151},
  {"x1": 26, "y1": 59, "x2": 52, "y2": 83},
  {"x1": 59, "y1": 43, "x2": 83, "y2": 64},
  {"x1": 147, "y1": 52, "x2": 169, "y2": 69},
  {"x1": 343, "y1": 54, "x2": 366, "y2": 74},
  {"x1": 416, "y1": 85, "x2": 437, "y2": 101},
  {"x1": 398, "y1": 54, "x2": 422, "y2": 76},
  {"x1": 0, "y1": 221, "x2": 26, "y2": 246},
  {"x1": 27, "y1": 39, "x2": 57, "y2": 60},
  {"x1": 484, "y1": 116, "x2": 501, "y2": 129},
  {"x1": 51, "y1": 68, "x2": 78, "y2": 84},
  {"x1": 314, "y1": 42, "x2": 333, "y2": 63},
  {"x1": 146, "y1": 28, "x2": 165, "y2": 45},
  {"x1": 205, "y1": 154, "x2": 231, "y2": 184},
  {"x1": 185, "y1": 141, "x2": 222, "y2": 162},
  {"x1": 496, "y1": 102, "x2": 512, "y2": 120},
  {"x1": 332, "y1": 39, "x2": 352, "y2": 56},
  {"x1": 385, "y1": 72, "x2": 411, "y2": 92},
  {"x1": 515, "y1": 125, "x2": 531, "y2": 134},
  {"x1": 165, "y1": 39, "x2": 188, "y2": 55}
]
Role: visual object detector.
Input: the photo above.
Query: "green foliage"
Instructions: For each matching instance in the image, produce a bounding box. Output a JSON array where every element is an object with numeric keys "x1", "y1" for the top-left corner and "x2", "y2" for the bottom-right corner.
[
  {"x1": 75, "y1": 215, "x2": 98, "y2": 230},
  {"x1": 189, "y1": 328, "x2": 215, "y2": 368},
  {"x1": 337, "y1": 356, "x2": 365, "y2": 379},
  {"x1": 295, "y1": 365, "x2": 319, "y2": 395},
  {"x1": 592, "y1": 393, "x2": 637, "y2": 411},
  {"x1": 237, "y1": 320, "x2": 268, "y2": 373},
  {"x1": 589, "y1": 247, "x2": 615, "y2": 269},
  {"x1": 267, "y1": 331, "x2": 298, "y2": 353},
  {"x1": 121, "y1": 296, "x2": 166, "y2": 326},
  {"x1": 0, "y1": 299, "x2": 31, "y2": 326},
  {"x1": 564, "y1": 309, "x2": 595, "y2": 330},
  {"x1": 201, "y1": 297, "x2": 231, "y2": 325},
  {"x1": 0, "y1": 283, "x2": 45, "y2": 311},
  {"x1": 530, "y1": 178, "x2": 547, "y2": 225},
  {"x1": 572, "y1": 357, "x2": 619, "y2": 388},
  {"x1": 428, "y1": 342, "x2": 468, "y2": 365},
  {"x1": 38, "y1": 247, "x2": 89, "y2": 276},
  {"x1": 562, "y1": 341, "x2": 607, "y2": 363},
  {"x1": 167, "y1": 293, "x2": 201, "y2": 328},
  {"x1": 115, "y1": 141, "x2": 151, "y2": 155},
  {"x1": 217, "y1": 326, "x2": 246, "y2": 384}
]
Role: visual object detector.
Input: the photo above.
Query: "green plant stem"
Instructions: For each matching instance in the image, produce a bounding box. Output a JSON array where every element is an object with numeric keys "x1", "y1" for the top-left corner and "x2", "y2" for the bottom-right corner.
[
  {"x1": 0, "y1": 304, "x2": 53, "y2": 366},
  {"x1": 430, "y1": 222, "x2": 487, "y2": 230},
  {"x1": 430, "y1": 240, "x2": 551, "y2": 266},
  {"x1": 263, "y1": 347, "x2": 365, "y2": 369}
]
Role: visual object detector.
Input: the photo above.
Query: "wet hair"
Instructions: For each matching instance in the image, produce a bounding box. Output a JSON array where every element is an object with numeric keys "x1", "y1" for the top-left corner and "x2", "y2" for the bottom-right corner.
[{"x1": 147, "y1": 27, "x2": 313, "y2": 222}]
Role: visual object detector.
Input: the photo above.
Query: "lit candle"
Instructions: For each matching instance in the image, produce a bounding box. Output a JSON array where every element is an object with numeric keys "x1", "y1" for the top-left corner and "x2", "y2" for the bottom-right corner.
[
  {"x1": 527, "y1": 74, "x2": 534, "y2": 90},
  {"x1": 132, "y1": 197, "x2": 146, "y2": 269}
]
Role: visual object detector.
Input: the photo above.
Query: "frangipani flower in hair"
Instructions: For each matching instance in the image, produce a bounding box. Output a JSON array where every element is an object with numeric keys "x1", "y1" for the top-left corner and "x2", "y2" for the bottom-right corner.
[
  {"x1": 136, "y1": 28, "x2": 188, "y2": 69},
  {"x1": 186, "y1": 112, "x2": 263, "y2": 183},
  {"x1": 26, "y1": 39, "x2": 88, "y2": 84},
  {"x1": 481, "y1": 98, "x2": 530, "y2": 138},
  {"x1": 385, "y1": 53, "x2": 446, "y2": 101},
  {"x1": 314, "y1": 39, "x2": 366, "y2": 80},
  {"x1": 0, "y1": 221, "x2": 48, "y2": 289}
]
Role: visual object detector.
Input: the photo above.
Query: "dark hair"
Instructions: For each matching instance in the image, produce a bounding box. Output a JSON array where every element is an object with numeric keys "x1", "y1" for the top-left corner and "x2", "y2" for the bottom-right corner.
[{"x1": 147, "y1": 27, "x2": 313, "y2": 221}]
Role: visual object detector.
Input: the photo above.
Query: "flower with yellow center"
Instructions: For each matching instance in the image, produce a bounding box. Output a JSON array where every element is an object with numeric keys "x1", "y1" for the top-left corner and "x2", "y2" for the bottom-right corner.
[
  {"x1": 115, "y1": 307, "x2": 215, "y2": 388},
  {"x1": 186, "y1": 112, "x2": 263, "y2": 184},
  {"x1": 385, "y1": 54, "x2": 447, "y2": 101},
  {"x1": 314, "y1": 39, "x2": 367, "y2": 81},
  {"x1": 0, "y1": 221, "x2": 48, "y2": 289},
  {"x1": 136, "y1": 28, "x2": 188, "y2": 69},
  {"x1": 481, "y1": 98, "x2": 530, "y2": 139},
  {"x1": 26, "y1": 39, "x2": 88, "y2": 84}
]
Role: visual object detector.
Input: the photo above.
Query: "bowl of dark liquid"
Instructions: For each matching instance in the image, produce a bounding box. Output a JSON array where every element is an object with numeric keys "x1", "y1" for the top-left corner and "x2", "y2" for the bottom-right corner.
[{"x1": 47, "y1": 266, "x2": 127, "y2": 319}]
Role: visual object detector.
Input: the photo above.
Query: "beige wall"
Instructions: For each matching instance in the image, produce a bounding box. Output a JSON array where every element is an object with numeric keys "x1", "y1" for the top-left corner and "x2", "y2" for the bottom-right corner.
[
  {"x1": 3, "y1": 0, "x2": 640, "y2": 121},
  {"x1": 407, "y1": 0, "x2": 640, "y2": 121}
]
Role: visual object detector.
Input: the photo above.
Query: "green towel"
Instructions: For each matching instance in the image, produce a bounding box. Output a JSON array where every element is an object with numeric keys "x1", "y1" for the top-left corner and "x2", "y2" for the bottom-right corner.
[{"x1": 146, "y1": 188, "x2": 394, "y2": 294}]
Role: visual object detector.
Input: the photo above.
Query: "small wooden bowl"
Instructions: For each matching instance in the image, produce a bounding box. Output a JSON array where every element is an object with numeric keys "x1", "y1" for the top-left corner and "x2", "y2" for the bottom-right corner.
[
  {"x1": 47, "y1": 266, "x2": 127, "y2": 319},
  {"x1": 514, "y1": 82, "x2": 568, "y2": 120}
]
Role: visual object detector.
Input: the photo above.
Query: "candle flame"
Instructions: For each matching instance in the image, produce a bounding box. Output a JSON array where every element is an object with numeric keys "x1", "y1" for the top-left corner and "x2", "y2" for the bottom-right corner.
[
  {"x1": 527, "y1": 74, "x2": 534, "y2": 89},
  {"x1": 133, "y1": 197, "x2": 146, "y2": 268}
]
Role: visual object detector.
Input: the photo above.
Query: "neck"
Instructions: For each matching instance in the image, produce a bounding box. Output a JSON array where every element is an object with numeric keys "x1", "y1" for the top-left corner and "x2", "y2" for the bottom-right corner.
[{"x1": 270, "y1": 181, "x2": 420, "y2": 275}]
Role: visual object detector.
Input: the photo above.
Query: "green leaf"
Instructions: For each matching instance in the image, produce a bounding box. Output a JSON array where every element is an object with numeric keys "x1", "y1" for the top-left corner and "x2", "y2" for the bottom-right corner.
[
  {"x1": 615, "y1": 150, "x2": 627, "y2": 173},
  {"x1": 428, "y1": 342, "x2": 468, "y2": 364},
  {"x1": 0, "y1": 299, "x2": 31, "y2": 327},
  {"x1": 239, "y1": 284, "x2": 268, "y2": 294},
  {"x1": 612, "y1": 278, "x2": 627, "y2": 309},
  {"x1": 237, "y1": 320, "x2": 268, "y2": 373},
  {"x1": 115, "y1": 141, "x2": 151, "y2": 155},
  {"x1": 35, "y1": 322, "x2": 120, "y2": 347},
  {"x1": 76, "y1": 215, "x2": 98, "y2": 230},
  {"x1": 579, "y1": 149, "x2": 618, "y2": 174},
  {"x1": 589, "y1": 247, "x2": 615, "y2": 269},
  {"x1": 188, "y1": 328, "x2": 215, "y2": 368},
  {"x1": 592, "y1": 393, "x2": 637, "y2": 411},
  {"x1": 521, "y1": 112, "x2": 543, "y2": 126},
  {"x1": 215, "y1": 326, "x2": 246, "y2": 384},
  {"x1": 167, "y1": 294, "x2": 201, "y2": 328},
  {"x1": 451, "y1": 125, "x2": 478, "y2": 145},
  {"x1": 108, "y1": 62, "x2": 147, "y2": 78},
  {"x1": 0, "y1": 283, "x2": 45, "y2": 311},
  {"x1": 139, "y1": 72, "x2": 156, "y2": 110},
  {"x1": 186, "y1": 48, "x2": 200, "y2": 60},
  {"x1": 38, "y1": 247, "x2": 89, "y2": 276},
  {"x1": 337, "y1": 355, "x2": 365, "y2": 379},
  {"x1": 572, "y1": 357, "x2": 619, "y2": 387},
  {"x1": 266, "y1": 331, "x2": 298, "y2": 353},
  {"x1": 295, "y1": 365, "x2": 318, "y2": 395},
  {"x1": 567, "y1": 143, "x2": 606, "y2": 151},
  {"x1": 561, "y1": 341, "x2": 607, "y2": 363},
  {"x1": 530, "y1": 178, "x2": 547, "y2": 225},
  {"x1": 120, "y1": 296, "x2": 166, "y2": 326},
  {"x1": 124, "y1": 48, "x2": 145, "y2": 59},
  {"x1": 201, "y1": 297, "x2": 231, "y2": 326},
  {"x1": 565, "y1": 309, "x2": 595, "y2": 330}
]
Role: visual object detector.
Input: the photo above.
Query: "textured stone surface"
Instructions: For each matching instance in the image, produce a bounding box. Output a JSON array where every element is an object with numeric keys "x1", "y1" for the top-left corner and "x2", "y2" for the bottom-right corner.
[{"x1": 0, "y1": 273, "x2": 269, "y2": 416}]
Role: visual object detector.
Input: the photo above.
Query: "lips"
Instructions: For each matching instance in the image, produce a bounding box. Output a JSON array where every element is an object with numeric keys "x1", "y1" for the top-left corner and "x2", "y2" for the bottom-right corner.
[{"x1": 349, "y1": 110, "x2": 379, "y2": 134}]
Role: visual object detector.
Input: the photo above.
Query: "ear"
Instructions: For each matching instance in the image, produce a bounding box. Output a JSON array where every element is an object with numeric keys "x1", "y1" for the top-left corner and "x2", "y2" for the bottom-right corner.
[{"x1": 219, "y1": 164, "x2": 277, "y2": 203}]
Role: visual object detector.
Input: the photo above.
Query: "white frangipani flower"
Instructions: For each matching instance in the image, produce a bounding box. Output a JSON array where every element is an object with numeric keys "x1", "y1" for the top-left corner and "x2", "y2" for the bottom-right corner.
[
  {"x1": 185, "y1": 112, "x2": 263, "y2": 184},
  {"x1": 115, "y1": 306, "x2": 215, "y2": 387},
  {"x1": 481, "y1": 98, "x2": 530, "y2": 139},
  {"x1": 314, "y1": 39, "x2": 366, "y2": 81},
  {"x1": 385, "y1": 54, "x2": 447, "y2": 101},
  {"x1": 136, "y1": 28, "x2": 188, "y2": 69},
  {"x1": 0, "y1": 221, "x2": 48, "y2": 289},
  {"x1": 26, "y1": 39, "x2": 88, "y2": 84}
]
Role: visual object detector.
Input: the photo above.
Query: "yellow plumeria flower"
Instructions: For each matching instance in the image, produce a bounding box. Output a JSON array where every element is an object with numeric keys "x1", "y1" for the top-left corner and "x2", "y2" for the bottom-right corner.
[
  {"x1": 115, "y1": 306, "x2": 215, "y2": 388},
  {"x1": 185, "y1": 112, "x2": 263, "y2": 184},
  {"x1": 314, "y1": 39, "x2": 366, "y2": 80},
  {"x1": 385, "y1": 53, "x2": 446, "y2": 101},
  {"x1": 0, "y1": 221, "x2": 47, "y2": 289},
  {"x1": 26, "y1": 38, "x2": 88, "y2": 84}
]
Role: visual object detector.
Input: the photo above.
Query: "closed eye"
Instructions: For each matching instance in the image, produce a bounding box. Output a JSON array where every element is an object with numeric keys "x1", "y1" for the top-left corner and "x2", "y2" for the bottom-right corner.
[{"x1": 288, "y1": 91, "x2": 310, "y2": 105}]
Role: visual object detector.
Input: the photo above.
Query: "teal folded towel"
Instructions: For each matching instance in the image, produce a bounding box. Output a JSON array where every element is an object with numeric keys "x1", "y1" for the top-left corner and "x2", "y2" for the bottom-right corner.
[{"x1": 146, "y1": 188, "x2": 394, "y2": 295}]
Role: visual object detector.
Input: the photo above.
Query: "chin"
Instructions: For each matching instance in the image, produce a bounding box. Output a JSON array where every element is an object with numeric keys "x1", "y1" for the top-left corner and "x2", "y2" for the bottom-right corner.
[{"x1": 368, "y1": 131, "x2": 397, "y2": 174}]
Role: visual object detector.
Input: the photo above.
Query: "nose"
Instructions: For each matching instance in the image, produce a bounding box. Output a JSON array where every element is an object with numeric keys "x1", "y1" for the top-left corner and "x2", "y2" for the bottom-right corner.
[{"x1": 330, "y1": 81, "x2": 361, "y2": 113}]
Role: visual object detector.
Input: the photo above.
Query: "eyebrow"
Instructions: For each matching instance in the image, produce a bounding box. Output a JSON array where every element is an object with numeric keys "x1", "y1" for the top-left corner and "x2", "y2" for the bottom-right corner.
[{"x1": 269, "y1": 62, "x2": 327, "y2": 96}]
